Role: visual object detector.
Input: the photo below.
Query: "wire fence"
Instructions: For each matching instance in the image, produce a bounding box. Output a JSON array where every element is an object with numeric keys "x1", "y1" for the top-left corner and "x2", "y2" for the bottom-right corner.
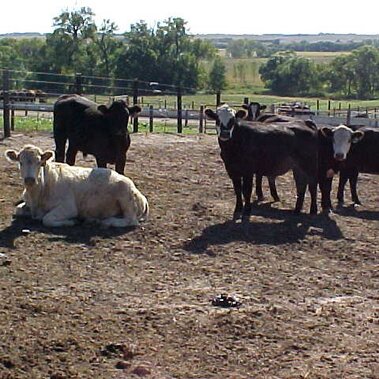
[{"x1": 2, "y1": 68, "x2": 379, "y2": 138}]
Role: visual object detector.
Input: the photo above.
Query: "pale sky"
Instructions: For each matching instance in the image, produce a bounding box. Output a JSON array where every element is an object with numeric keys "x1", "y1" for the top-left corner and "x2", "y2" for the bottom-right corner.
[{"x1": 1, "y1": 0, "x2": 379, "y2": 36}]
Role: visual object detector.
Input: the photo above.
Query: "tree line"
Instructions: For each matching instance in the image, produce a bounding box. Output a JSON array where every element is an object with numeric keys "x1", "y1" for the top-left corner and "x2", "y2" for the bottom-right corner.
[
  {"x1": 0, "y1": 7, "x2": 220, "y2": 93},
  {"x1": 259, "y1": 46, "x2": 379, "y2": 99},
  {"x1": 1, "y1": 7, "x2": 379, "y2": 99}
]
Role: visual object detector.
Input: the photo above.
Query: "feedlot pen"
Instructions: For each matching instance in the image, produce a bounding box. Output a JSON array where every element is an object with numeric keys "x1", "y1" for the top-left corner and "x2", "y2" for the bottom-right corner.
[{"x1": 0, "y1": 131, "x2": 378, "y2": 378}]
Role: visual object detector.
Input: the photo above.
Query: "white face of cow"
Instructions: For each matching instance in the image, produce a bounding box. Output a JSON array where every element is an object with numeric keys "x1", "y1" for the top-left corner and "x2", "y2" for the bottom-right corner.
[
  {"x1": 329, "y1": 125, "x2": 364, "y2": 161},
  {"x1": 205, "y1": 105, "x2": 247, "y2": 141},
  {"x1": 216, "y1": 105, "x2": 236, "y2": 141},
  {"x1": 5, "y1": 145, "x2": 54, "y2": 188},
  {"x1": 248, "y1": 102, "x2": 260, "y2": 120}
]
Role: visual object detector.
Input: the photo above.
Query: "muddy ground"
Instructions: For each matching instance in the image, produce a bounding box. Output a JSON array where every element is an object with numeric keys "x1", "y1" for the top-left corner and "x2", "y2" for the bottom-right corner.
[{"x1": 0, "y1": 131, "x2": 378, "y2": 379}]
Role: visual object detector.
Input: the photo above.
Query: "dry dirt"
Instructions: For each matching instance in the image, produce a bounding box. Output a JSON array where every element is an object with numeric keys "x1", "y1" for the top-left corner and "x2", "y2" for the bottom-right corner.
[{"x1": 0, "y1": 131, "x2": 378, "y2": 379}]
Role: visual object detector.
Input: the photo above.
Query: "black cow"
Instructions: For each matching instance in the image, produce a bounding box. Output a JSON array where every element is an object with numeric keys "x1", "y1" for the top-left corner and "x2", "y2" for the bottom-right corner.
[
  {"x1": 242, "y1": 102, "x2": 316, "y2": 203},
  {"x1": 318, "y1": 124, "x2": 379, "y2": 210},
  {"x1": 205, "y1": 104, "x2": 319, "y2": 219},
  {"x1": 53, "y1": 94, "x2": 141, "y2": 175}
]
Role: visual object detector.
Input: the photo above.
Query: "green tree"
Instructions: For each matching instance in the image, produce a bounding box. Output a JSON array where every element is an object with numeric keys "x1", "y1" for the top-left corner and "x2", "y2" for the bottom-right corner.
[
  {"x1": 46, "y1": 7, "x2": 97, "y2": 73},
  {"x1": 259, "y1": 52, "x2": 322, "y2": 96},
  {"x1": 115, "y1": 17, "x2": 215, "y2": 91},
  {"x1": 208, "y1": 56, "x2": 227, "y2": 92},
  {"x1": 351, "y1": 46, "x2": 379, "y2": 99}
]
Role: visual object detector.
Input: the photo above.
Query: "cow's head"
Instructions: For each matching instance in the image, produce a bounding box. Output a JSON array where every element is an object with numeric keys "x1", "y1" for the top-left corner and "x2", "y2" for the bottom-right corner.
[
  {"x1": 98, "y1": 100, "x2": 141, "y2": 135},
  {"x1": 205, "y1": 104, "x2": 247, "y2": 141},
  {"x1": 321, "y1": 124, "x2": 364, "y2": 161},
  {"x1": 5, "y1": 144, "x2": 54, "y2": 188},
  {"x1": 242, "y1": 102, "x2": 267, "y2": 121}
]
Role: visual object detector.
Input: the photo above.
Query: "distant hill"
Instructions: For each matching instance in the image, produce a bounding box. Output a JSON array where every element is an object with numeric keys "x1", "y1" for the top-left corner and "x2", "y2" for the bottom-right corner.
[
  {"x1": 2, "y1": 32, "x2": 379, "y2": 44},
  {"x1": 0, "y1": 32, "x2": 45, "y2": 39},
  {"x1": 196, "y1": 33, "x2": 379, "y2": 44}
]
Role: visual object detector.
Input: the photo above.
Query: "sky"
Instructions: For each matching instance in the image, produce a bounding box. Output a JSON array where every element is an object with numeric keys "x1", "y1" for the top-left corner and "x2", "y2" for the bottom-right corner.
[{"x1": 1, "y1": 0, "x2": 379, "y2": 36}]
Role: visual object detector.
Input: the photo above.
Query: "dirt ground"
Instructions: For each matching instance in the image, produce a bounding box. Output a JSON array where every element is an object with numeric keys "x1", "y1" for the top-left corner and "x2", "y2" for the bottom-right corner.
[{"x1": 0, "y1": 131, "x2": 378, "y2": 379}]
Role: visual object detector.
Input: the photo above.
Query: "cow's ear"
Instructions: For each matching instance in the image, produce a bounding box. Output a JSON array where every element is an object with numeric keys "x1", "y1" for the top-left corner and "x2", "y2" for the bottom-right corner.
[
  {"x1": 260, "y1": 105, "x2": 267, "y2": 110},
  {"x1": 320, "y1": 127, "x2": 334, "y2": 139},
  {"x1": 97, "y1": 105, "x2": 109, "y2": 114},
  {"x1": 235, "y1": 109, "x2": 247, "y2": 119},
  {"x1": 352, "y1": 130, "x2": 364, "y2": 143},
  {"x1": 241, "y1": 104, "x2": 249, "y2": 110},
  {"x1": 204, "y1": 109, "x2": 217, "y2": 120},
  {"x1": 41, "y1": 150, "x2": 54, "y2": 165},
  {"x1": 128, "y1": 105, "x2": 141, "y2": 117},
  {"x1": 5, "y1": 150, "x2": 19, "y2": 163}
]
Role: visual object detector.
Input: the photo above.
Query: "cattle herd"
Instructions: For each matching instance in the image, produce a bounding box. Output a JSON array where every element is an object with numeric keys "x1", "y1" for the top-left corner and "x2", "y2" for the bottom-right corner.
[{"x1": 4, "y1": 95, "x2": 379, "y2": 227}]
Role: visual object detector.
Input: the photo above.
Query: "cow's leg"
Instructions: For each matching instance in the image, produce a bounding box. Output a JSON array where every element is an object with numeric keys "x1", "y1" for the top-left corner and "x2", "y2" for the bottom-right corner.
[
  {"x1": 242, "y1": 175, "x2": 253, "y2": 218},
  {"x1": 337, "y1": 170, "x2": 349, "y2": 206},
  {"x1": 268, "y1": 176, "x2": 280, "y2": 202},
  {"x1": 308, "y1": 178, "x2": 318, "y2": 215},
  {"x1": 231, "y1": 177, "x2": 243, "y2": 220},
  {"x1": 319, "y1": 174, "x2": 333, "y2": 212},
  {"x1": 42, "y1": 203, "x2": 77, "y2": 227},
  {"x1": 95, "y1": 156, "x2": 107, "y2": 169},
  {"x1": 349, "y1": 168, "x2": 361, "y2": 205},
  {"x1": 115, "y1": 155, "x2": 126, "y2": 175},
  {"x1": 293, "y1": 169, "x2": 307, "y2": 214},
  {"x1": 66, "y1": 144, "x2": 78, "y2": 166},
  {"x1": 53, "y1": 127, "x2": 67, "y2": 163},
  {"x1": 255, "y1": 174, "x2": 264, "y2": 202}
]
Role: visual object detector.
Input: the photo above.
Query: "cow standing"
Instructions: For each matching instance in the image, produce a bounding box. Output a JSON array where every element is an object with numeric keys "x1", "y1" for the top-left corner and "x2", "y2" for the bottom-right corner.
[
  {"x1": 205, "y1": 104, "x2": 319, "y2": 219},
  {"x1": 318, "y1": 124, "x2": 379, "y2": 210},
  {"x1": 53, "y1": 94, "x2": 141, "y2": 175},
  {"x1": 242, "y1": 101, "x2": 317, "y2": 203},
  {"x1": 5, "y1": 144, "x2": 149, "y2": 227}
]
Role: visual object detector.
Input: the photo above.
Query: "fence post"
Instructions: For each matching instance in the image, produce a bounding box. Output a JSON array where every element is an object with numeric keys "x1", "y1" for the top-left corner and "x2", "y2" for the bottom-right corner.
[
  {"x1": 346, "y1": 104, "x2": 351, "y2": 126},
  {"x1": 133, "y1": 79, "x2": 139, "y2": 133},
  {"x1": 2, "y1": 69, "x2": 11, "y2": 138},
  {"x1": 75, "y1": 73, "x2": 82, "y2": 95},
  {"x1": 199, "y1": 105, "x2": 204, "y2": 133},
  {"x1": 177, "y1": 86, "x2": 182, "y2": 133},
  {"x1": 316, "y1": 99, "x2": 320, "y2": 115},
  {"x1": 216, "y1": 91, "x2": 221, "y2": 107},
  {"x1": 149, "y1": 105, "x2": 154, "y2": 132},
  {"x1": 243, "y1": 97, "x2": 249, "y2": 105}
]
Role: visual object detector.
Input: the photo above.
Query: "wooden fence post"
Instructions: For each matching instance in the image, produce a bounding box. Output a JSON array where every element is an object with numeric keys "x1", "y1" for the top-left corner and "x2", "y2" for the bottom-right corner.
[
  {"x1": 216, "y1": 91, "x2": 221, "y2": 107},
  {"x1": 133, "y1": 79, "x2": 139, "y2": 133},
  {"x1": 2, "y1": 69, "x2": 11, "y2": 138},
  {"x1": 75, "y1": 73, "x2": 82, "y2": 95},
  {"x1": 177, "y1": 87, "x2": 182, "y2": 133},
  {"x1": 346, "y1": 104, "x2": 351, "y2": 126},
  {"x1": 149, "y1": 105, "x2": 154, "y2": 132},
  {"x1": 199, "y1": 105, "x2": 204, "y2": 134},
  {"x1": 243, "y1": 97, "x2": 249, "y2": 105},
  {"x1": 316, "y1": 99, "x2": 320, "y2": 115}
]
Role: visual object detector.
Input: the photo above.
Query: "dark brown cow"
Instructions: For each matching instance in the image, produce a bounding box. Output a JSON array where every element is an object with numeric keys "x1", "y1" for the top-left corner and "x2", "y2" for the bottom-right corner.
[
  {"x1": 205, "y1": 104, "x2": 319, "y2": 219},
  {"x1": 317, "y1": 124, "x2": 379, "y2": 210},
  {"x1": 241, "y1": 101, "x2": 316, "y2": 203},
  {"x1": 53, "y1": 94, "x2": 141, "y2": 175}
]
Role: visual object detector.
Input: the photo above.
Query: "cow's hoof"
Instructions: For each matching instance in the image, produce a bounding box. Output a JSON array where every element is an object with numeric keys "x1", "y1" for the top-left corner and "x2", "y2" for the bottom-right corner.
[
  {"x1": 232, "y1": 211, "x2": 242, "y2": 221},
  {"x1": 272, "y1": 196, "x2": 280, "y2": 203}
]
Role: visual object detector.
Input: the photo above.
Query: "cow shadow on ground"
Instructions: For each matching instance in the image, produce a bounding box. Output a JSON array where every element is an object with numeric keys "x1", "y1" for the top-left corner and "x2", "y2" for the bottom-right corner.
[
  {"x1": 333, "y1": 204, "x2": 379, "y2": 221},
  {"x1": 184, "y1": 204, "x2": 343, "y2": 255},
  {"x1": 0, "y1": 217, "x2": 134, "y2": 249}
]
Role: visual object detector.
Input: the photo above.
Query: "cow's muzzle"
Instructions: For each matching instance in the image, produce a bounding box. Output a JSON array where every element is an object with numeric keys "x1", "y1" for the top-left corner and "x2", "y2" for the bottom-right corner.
[
  {"x1": 334, "y1": 153, "x2": 345, "y2": 161},
  {"x1": 24, "y1": 177, "x2": 36, "y2": 187}
]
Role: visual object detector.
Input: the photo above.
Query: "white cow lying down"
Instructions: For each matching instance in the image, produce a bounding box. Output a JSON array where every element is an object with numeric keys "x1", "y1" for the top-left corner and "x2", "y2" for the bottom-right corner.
[{"x1": 5, "y1": 144, "x2": 149, "y2": 227}]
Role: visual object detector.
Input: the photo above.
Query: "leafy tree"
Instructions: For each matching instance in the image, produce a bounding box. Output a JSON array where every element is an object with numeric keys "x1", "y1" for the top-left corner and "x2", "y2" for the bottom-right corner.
[
  {"x1": 94, "y1": 19, "x2": 122, "y2": 77},
  {"x1": 115, "y1": 18, "x2": 215, "y2": 91},
  {"x1": 259, "y1": 52, "x2": 322, "y2": 96},
  {"x1": 47, "y1": 7, "x2": 97, "y2": 73},
  {"x1": 351, "y1": 46, "x2": 379, "y2": 99},
  {"x1": 208, "y1": 56, "x2": 227, "y2": 92}
]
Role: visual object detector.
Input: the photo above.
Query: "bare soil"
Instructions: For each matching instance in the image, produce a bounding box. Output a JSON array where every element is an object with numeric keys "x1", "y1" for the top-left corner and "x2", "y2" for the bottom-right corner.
[{"x1": 0, "y1": 132, "x2": 378, "y2": 379}]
